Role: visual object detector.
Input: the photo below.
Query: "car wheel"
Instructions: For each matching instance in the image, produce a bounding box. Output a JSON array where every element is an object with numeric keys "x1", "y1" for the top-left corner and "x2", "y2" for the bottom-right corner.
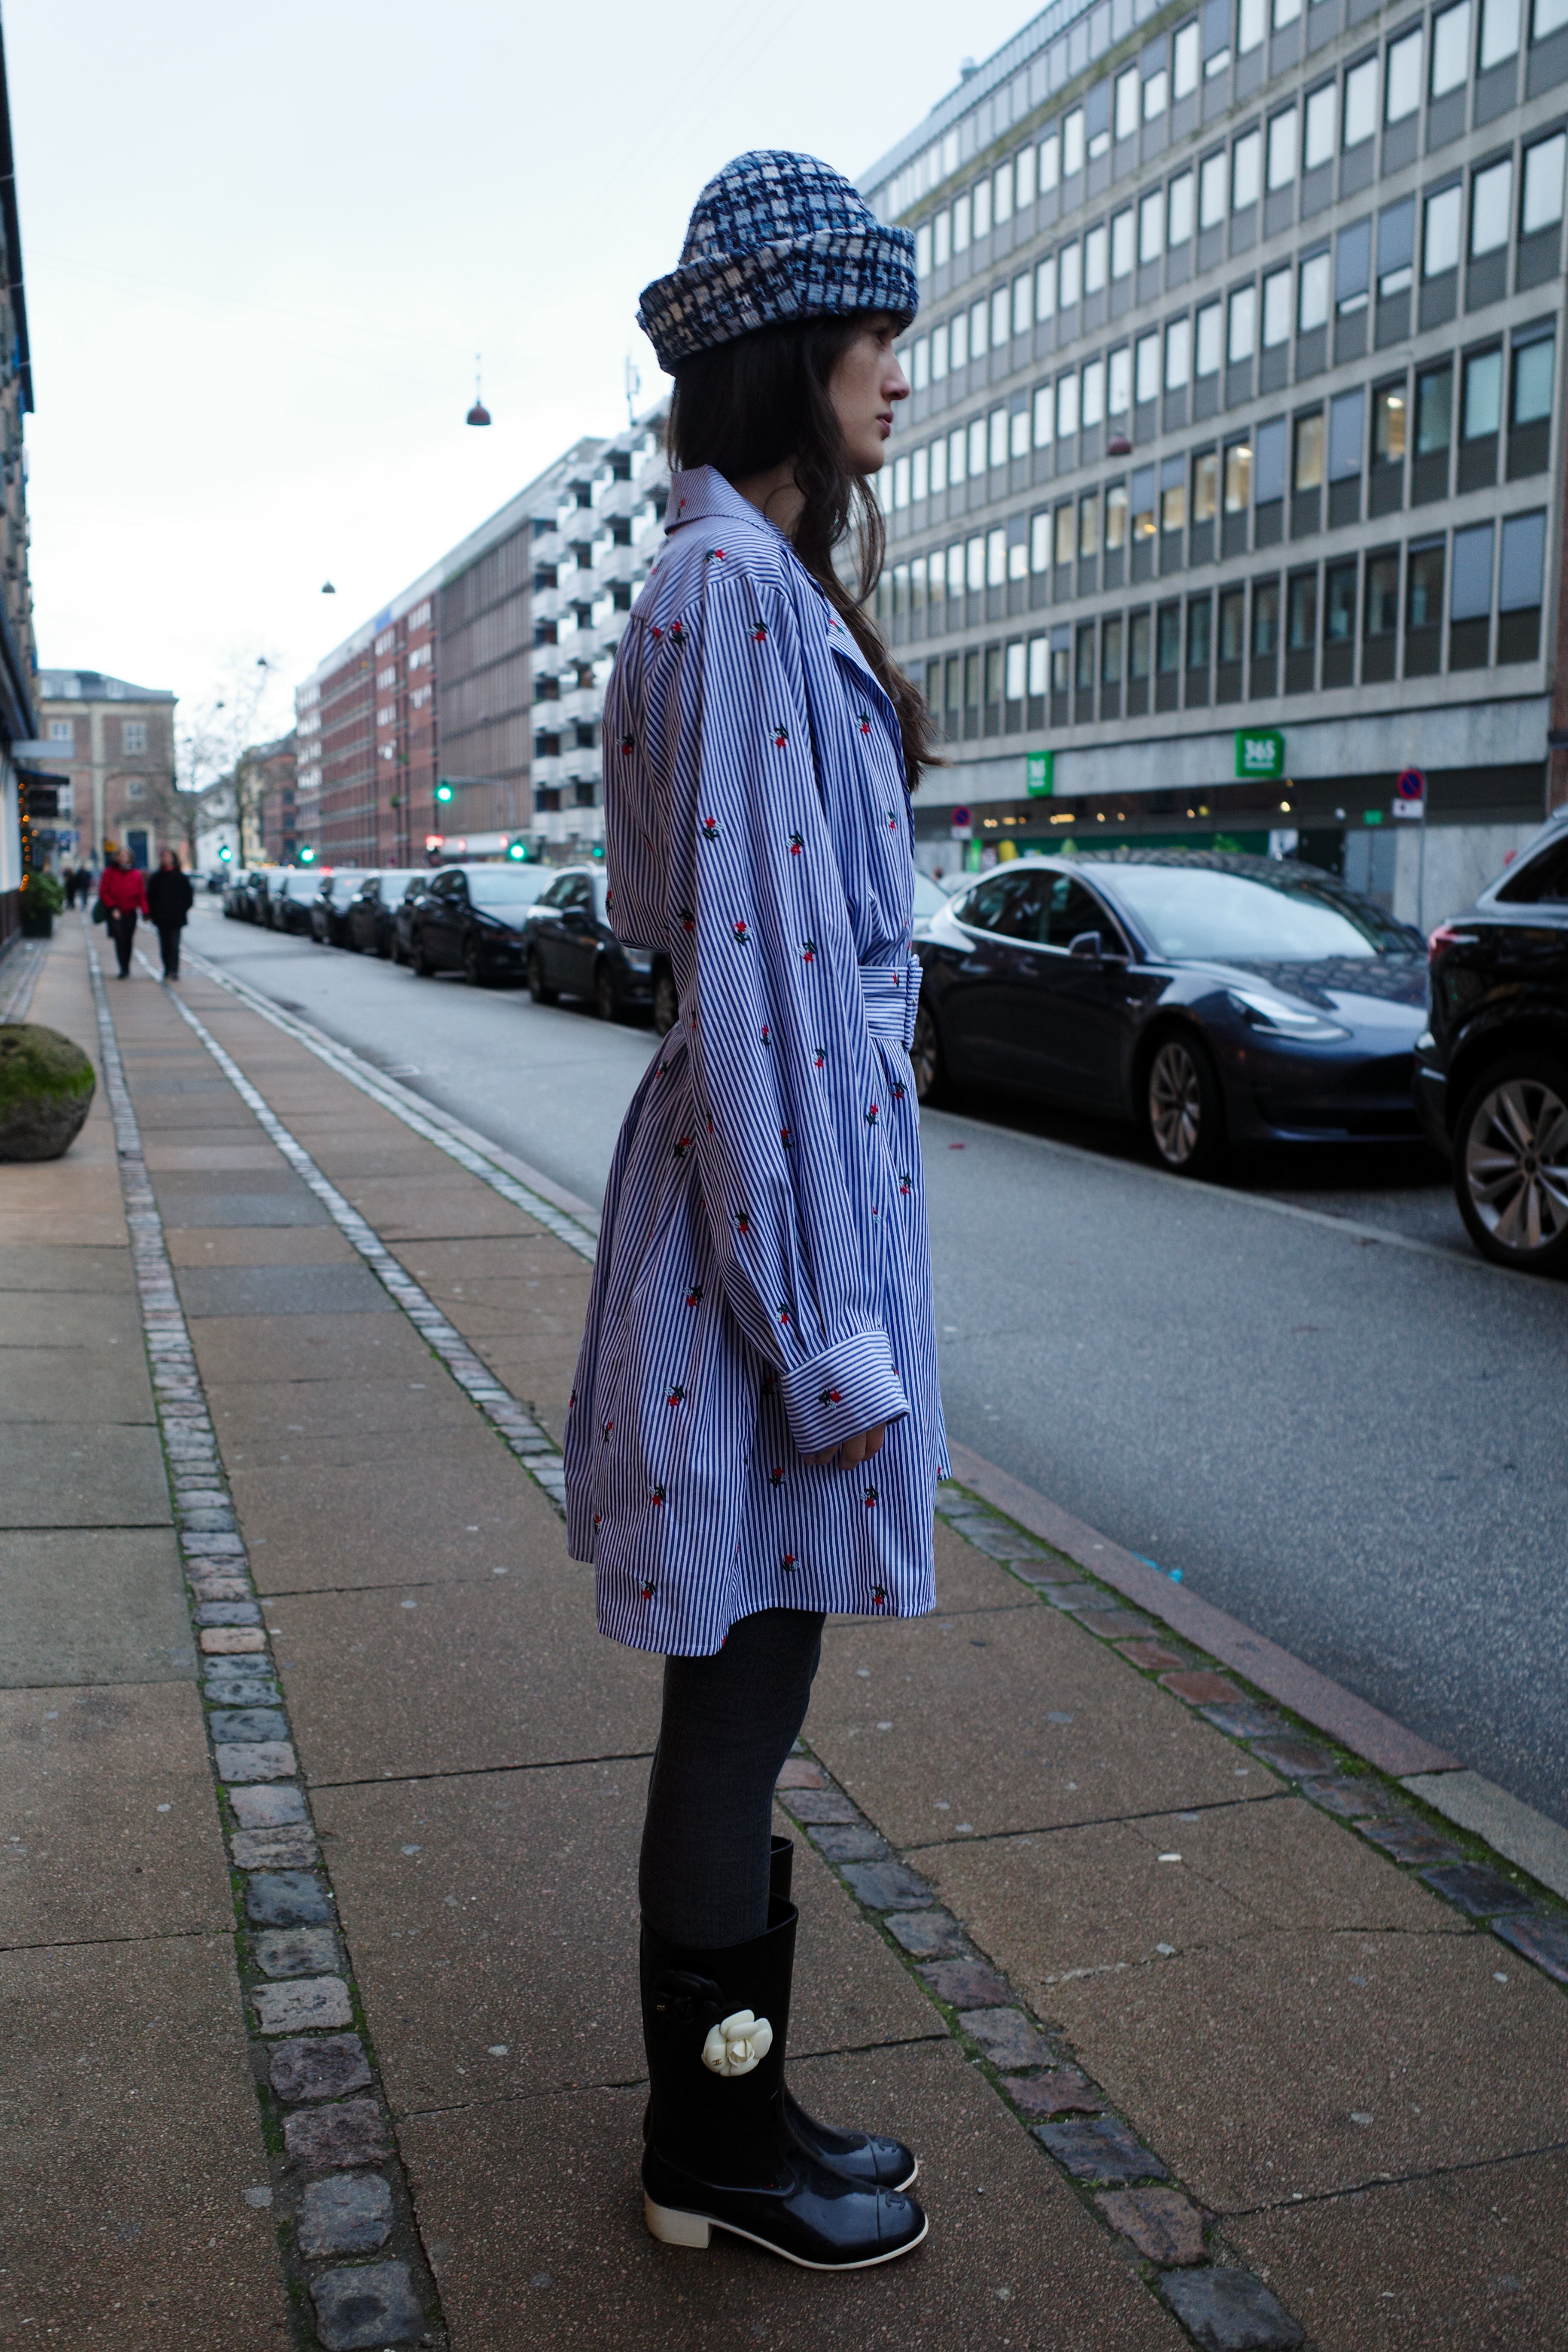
[
  {"x1": 594, "y1": 961, "x2": 621, "y2": 1022},
  {"x1": 1144, "y1": 1031, "x2": 1225, "y2": 1177},
  {"x1": 910, "y1": 1004, "x2": 947, "y2": 1105},
  {"x1": 1452, "y1": 1055, "x2": 1568, "y2": 1274},
  {"x1": 412, "y1": 932, "x2": 434, "y2": 978},
  {"x1": 527, "y1": 949, "x2": 558, "y2": 1005},
  {"x1": 652, "y1": 963, "x2": 680, "y2": 1036},
  {"x1": 463, "y1": 937, "x2": 488, "y2": 988}
]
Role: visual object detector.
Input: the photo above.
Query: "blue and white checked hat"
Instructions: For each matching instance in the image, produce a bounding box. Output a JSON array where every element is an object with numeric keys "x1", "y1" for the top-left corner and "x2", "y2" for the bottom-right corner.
[{"x1": 638, "y1": 150, "x2": 917, "y2": 373}]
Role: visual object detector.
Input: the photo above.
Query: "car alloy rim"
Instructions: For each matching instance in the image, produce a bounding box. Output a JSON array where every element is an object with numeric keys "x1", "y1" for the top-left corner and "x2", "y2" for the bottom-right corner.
[
  {"x1": 910, "y1": 1015, "x2": 937, "y2": 1095},
  {"x1": 1464, "y1": 1078, "x2": 1568, "y2": 1252},
  {"x1": 1148, "y1": 1040, "x2": 1202, "y2": 1165}
]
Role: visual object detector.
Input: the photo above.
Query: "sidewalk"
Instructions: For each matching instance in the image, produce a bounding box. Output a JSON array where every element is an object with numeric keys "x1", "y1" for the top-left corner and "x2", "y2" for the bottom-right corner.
[{"x1": 5, "y1": 918, "x2": 1567, "y2": 2351}]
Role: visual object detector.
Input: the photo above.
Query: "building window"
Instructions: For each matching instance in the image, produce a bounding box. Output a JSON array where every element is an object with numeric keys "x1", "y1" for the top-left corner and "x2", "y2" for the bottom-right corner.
[
  {"x1": 1111, "y1": 207, "x2": 1135, "y2": 278},
  {"x1": 122, "y1": 720, "x2": 147, "y2": 753},
  {"x1": 1385, "y1": 26, "x2": 1423, "y2": 122},
  {"x1": 1303, "y1": 83, "x2": 1336, "y2": 172},
  {"x1": 1199, "y1": 150, "x2": 1227, "y2": 229},
  {"x1": 1262, "y1": 267, "x2": 1291, "y2": 347},
  {"x1": 1196, "y1": 301, "x2": 1222, "y2": 377},
  {"x1": 1193, "y1": 449, "x2": 1220, "y2": 524},
  {"x1": 1431, "y1": 0, "x2": 1472, "y2": 96},
  {"x1": 1140, "y1": 190, "x2": 1164, "y2": 264},
  {"x1": 1106, "y1": 483, "x2": 1130, "y2": 549},
  {"x1": 1224, "y1": 439, "x2": 1253, "y2": 511},
  {"x1": 1165, "y1": 317, "x2": 1192, "y2": 390},
  {"x1": 1480, "y1": 0, "x2": 1522, "y2": 60},
  {"x1": 1509, "y1": 326, "x2": 1555, "y2": 475},
  {"x1": 1082, "y1": 359, "x2": 1105, "y2": 428},
  {"x1": 1522, "y1": 132, "x2": 1567, "y2": 234},
  {"x1": 1405, "y1": 540, "x2": 1445, "y2": 674},
  {"x1": 1343, "y1": 56, "x2": 1378, "y2": 148},
  {"x1": 1298, "y1": 252, "x2": 1331, "y2": 332},
  {"x1": 1232, "y1": 129, "x2": 1261, "y2": 211},
  {"x1": 1471, "y1": 157, "x2": 1513, "y2": 256},
  {"x1": 1239, "y1": 0, "x2": 1266, "y2": 57},
  {"x1": 1534, "y1": 0, "x2": 1568, "y2": 35},
  {"x1": 1324, "y1": 559, "x2": 1358, "y2": 684},
  {"x1": 125, "y1": 776, "x2": 145, "y2": 800},
  {"x1": 49, "y1": 718, "x2": 73, "y2": 742},
  {"x1": 1286, "y1": 569, "x2": 1318, "y2": 689},
  {"x1": 1168, "y1": 170, "x2": 1194, "y2": 247},
  {"x1": 1423, "y1": 186, "x2": 1462, "y2": 277},
  {"x1": 1449, "y1": 521, "x2": 1495, "y2": 667},
  {"x1": 1498, "y1": 508, "x2": 1546, "y2": 657},
  {"x1": 1267, "y1": 108, "x2": 1298, "y2": 191},
  {"x1": 1229, "y1": 285, "x2": 1257, "y2": 361}
]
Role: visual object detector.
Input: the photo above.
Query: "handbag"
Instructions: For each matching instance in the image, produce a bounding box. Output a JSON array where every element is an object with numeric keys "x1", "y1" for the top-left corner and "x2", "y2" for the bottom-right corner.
[{"x1": 91, "y1": 900, "x2": 108, "y2": 926}]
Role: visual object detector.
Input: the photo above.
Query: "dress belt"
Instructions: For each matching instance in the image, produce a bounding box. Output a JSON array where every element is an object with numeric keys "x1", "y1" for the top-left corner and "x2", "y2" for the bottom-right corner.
[{"x1": 858, "y1": 956, "x2": 923, "y2": 1053}]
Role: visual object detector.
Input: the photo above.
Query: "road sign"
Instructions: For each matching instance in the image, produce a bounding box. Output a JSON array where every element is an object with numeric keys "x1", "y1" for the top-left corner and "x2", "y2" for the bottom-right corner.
[
  {"x1": 1026, "y1": 751, "x2": 1054, "y2": 797},
  {"x1": 1393, "y1": 767, "x2": 1426, "y2": 819},
  {"x1": 1236, "y1": 728, "x2": 1285, "y2": 780},
  {"x1": 950, "y1": 804, "x2": 973, "y2": 840}
]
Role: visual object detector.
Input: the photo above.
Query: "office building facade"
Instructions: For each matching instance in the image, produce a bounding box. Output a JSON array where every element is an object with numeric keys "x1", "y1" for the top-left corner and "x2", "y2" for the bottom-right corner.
[
  {"x1": 862, "y1": 0, "x2": 1567, "y2": 918},
  {"x1": 295, "y1": 416, "x2": 667, "y2": 867}
]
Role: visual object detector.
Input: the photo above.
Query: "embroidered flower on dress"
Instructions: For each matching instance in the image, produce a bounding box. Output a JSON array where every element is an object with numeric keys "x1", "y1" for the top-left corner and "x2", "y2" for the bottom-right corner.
[
  {"x1": 685, "y1": 1284, "x2": 703, "y2": 1307},
  {"x1": 892, "y1": 1081, "x2": 907, "y2": 1100},
  {"x1": 813, "y1": 1044, "x2": 826, "y2": 1068},
  {"x1": 772, "y1": 723, "x2": 789, "y2": 749},
  {"x1": 672, "y1": 1133, "x2": 694, "y2": 1160},
  {"x1": 619, "y1": 734, "x2": 635, "y2": 755},
  {"x1": 899, "y1": 1170, "x2": 913, "y2": 1195},
  {"x1": 731, "y1": 919, "x2": 749, "y2": 944},
  {"x1": 781, "y1": 1552, "x2": 797, "y2": 1571},
  {"x1": 865, "y1": 1103, "x2": 879, "y2": 1125},
  {"x1": 858, "y1": 712, "x2": 872, "y2": 735},
  {"x1": 641, "y1": 1580, "x2": 657, "y2": 1599},
  {"x1": 864, "y1": 1485, "x2": 879, "y2": 1509},
  {"x1": 818, "y1": 1385, "x2": 842, "y2": 1406},
  {"x1": 871, "y1": 1584, "x2": 888, "y2": 1607},
  {"x1": 651, "y1": 1483, "x2": 667, "y2": 1507},
  {"x1": 751, "y1": 621, "x2": 768, "y2": 642},
  {"x1": 768, "y1": 1465, "x2": 786, "y2": 1486},
  {"x1": 801, "y1": 938, "x2": 816, "y2": 962},
  {"x1": 788, "y1": 830, "x2": 804, "y2": 856},
  {"x1": 702, "y1": 2009, "x2": 773, "y2": 2078},
  {"x1": 699, "y1": 817, "x2": 719, "y2": 843},
  {"x1": 667, "y1": 1385, "x2": 686, "y2": 1408}
]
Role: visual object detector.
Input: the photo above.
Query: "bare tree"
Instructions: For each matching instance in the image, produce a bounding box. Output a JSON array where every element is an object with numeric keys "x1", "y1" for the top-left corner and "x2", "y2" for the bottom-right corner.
[{"x1": 176, "y1": 653, "x2": 290, "y2": 864}]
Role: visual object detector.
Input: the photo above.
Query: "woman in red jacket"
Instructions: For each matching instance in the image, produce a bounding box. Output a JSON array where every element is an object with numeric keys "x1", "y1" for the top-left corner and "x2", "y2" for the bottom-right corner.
[{"x1": 97, "y1": 849, "x2": 150, "y2": 978}]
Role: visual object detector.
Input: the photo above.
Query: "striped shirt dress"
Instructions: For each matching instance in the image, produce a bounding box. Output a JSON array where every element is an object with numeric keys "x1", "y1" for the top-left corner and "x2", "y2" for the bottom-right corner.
[{"x1": 565, "y1": 465, "x2": 947, "y2": 1655}]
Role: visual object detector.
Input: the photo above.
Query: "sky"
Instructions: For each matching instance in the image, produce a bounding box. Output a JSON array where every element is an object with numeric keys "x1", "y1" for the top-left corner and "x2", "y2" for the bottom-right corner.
[{"x1": 10, "y1": 0, "x2": 1030, "y2": 748}]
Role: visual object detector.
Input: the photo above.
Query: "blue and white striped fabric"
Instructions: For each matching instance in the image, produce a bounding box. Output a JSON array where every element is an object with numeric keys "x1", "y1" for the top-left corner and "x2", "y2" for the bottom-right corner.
[{"x1": 565, "y1": 466, "x2": 946, "y2": 1655}]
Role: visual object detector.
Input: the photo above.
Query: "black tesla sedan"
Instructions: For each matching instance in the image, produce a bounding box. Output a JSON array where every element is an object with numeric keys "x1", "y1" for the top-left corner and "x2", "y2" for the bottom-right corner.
[
  {"x1": 344, "y1": 870, "x2": 429, "y2": 958},
  {"x1": 524, "y1": 865, "x2": 659, "y2": 1022},
  {"x1": 913, "y1": 850, "x2": 1429, "y2": 1174},
  {"x1": 407, "y1": 861, "x2": 554, "y2": 984},
  {"x1": 1416, "y1": 809, "x2": 1568, "y2": 1274}
]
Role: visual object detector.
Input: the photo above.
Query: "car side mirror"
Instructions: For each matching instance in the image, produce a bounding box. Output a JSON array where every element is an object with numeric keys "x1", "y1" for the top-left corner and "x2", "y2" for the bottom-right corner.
[
  {"x1": 1068, "y1": 929, "x2": 1102, "y2": 960},
  {"x1": 561, "y1": 907, "x2": 589, "y2": 930}
]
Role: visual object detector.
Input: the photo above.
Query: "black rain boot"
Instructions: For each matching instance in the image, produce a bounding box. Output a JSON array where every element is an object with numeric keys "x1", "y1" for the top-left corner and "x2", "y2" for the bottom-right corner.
[
  {"x1": 640, "y1": 1902, "x2": 927, "y2": 2268},
  {"x1": 768, "y1": 1836, "x2": 919, "y2": 2191}
]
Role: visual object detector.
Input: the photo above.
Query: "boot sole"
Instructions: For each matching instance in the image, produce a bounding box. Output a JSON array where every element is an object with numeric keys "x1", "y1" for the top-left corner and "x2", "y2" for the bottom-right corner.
[{"x1": 644, "y1": 2194, "x2": 929, "y2": 2269}]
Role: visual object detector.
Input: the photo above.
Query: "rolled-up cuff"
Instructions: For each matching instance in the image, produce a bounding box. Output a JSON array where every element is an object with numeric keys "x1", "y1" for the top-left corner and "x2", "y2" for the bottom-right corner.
[{"x1": 779, "y1": 1328, "x2": 910, "y2": 1456}]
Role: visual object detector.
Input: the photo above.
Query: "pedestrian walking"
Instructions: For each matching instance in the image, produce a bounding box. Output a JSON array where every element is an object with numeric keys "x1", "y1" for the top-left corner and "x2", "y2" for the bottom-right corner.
[
  {"x1": 146, "y1": 849, "x2": 194, "y2": 980},
  {"x1": 565, "y1": 151, "x2": 944, "y2": 2270},
  {"x1": 62, "y1": 867, "x2": 79, "y2": 909},
  {"x1": 95, "y1": 849, "x2": 149, "y2": 977}
]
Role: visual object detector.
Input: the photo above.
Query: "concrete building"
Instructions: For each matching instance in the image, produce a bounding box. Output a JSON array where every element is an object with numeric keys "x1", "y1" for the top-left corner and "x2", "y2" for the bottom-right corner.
[
  {"x1": 295, "y1": 413, "x2": 668, "y2": 866},
  {"x1": 862, "y1": 0, "x2": 1568, "y2": 921},
  {"x1": 34, "y1": 670, "x2": 178, "y2": 870}
]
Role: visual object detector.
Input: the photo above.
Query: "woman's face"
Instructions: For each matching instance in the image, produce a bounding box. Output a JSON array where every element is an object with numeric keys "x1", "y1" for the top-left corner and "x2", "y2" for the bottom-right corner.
[{"x1": 828, "y1": 317, "x2": 909, "y2": 476}]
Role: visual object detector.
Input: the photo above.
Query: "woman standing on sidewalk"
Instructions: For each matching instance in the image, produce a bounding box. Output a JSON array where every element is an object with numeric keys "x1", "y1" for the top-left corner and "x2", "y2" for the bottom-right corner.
[
  {"x1": 566, "y1": 152, "x2": 944, "y2": 2271},
  {"x1": 96, "y1": 849, "x2": 149, "y2": 979},
  {"x1": 146, "y1": 849, "x2": 194, "y2": 980}
]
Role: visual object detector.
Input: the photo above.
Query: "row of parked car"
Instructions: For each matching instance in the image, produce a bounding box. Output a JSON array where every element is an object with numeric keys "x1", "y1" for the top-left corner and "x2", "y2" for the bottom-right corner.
[{"x1": 220, "y1": 814, "x2": 1568, "y2": 1276}]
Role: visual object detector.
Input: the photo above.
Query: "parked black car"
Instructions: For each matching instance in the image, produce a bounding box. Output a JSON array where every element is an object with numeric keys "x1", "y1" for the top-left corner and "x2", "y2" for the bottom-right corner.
[
  {"x1": 392, "y1": 874, "x2": 439, "y2": 965},
  {"x1": 221, "y1": 869, "x2": 252, "y2": 918},
  {"x1": 912, "y1": 850, "x2": 1429, "y2": 1175},
  {"x1": 405, "y1": 861, "x2": 555, "y2": 984},
  {"x1": 524, "y1": 864, "x2": 660, "y2": 1022},
  {"x1": 266, "y1": 871, "x2": 317, "y2": 935},
  {"x1": 238, "y1": 870, "x2": 271, "y2": 925},
  {"x1": 1416, "y1": 810, "x2": 1568, "y2": 1274},
  {"x1": 345, "y1": 870, "x2": 428, "y2": 958},
  {"x1": 309, "y1": 872, "x2": 369, "y2": 946}
]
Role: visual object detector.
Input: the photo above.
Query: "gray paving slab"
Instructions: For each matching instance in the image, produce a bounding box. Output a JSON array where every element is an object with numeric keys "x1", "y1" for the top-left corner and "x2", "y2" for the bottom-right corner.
[
  {"x1": 176, "y1": 1261, "x2": 396, "y2": 1318},
  {"x1": 1047, "y1": 1926, "x2": 1568, "y2": 2213},
  {"x1": 156, "y1": 1188, "x2": 332, "y2": 1229},
  {"x1": 805, "y1": 1602, "x2": 1277, "y2": 1847},
  {"x1": 191, "y1": 1310, "x2": 435, "y2": 1385},
  {"x1": 0, "y1": 1244, "x2": 133, "y2": 1293},
  {"x1": 209, "y1": 1374, "x2": 478, "y2": 1460},
  {"x1": 269, "y1": 1560, "x2": 660, "y2": 1781},
  {"x1": 0, "y1": 1682, "x2": 231, "y2": 1945},
  {"x1": 0, "y1": 1345, "x2": 155, "y2": 1424},
  {"x1": 237, "y1": 1442, "x2": 553, "y2": 1595},
  {"x1": 0, "y1": 1934, "x2": 289, "y2": 2347},
  {"x1": 165, "y1": 1224, "x2": 357, "y2": 1267},
  {"x1": 333, "y1": 1175, "x2": 545, "y2": 1239},
  {"x1": 0, "y1": 1292, "x2": 143, "y2": 1348},
  {"x1": 1230, "y1": 2145, "x2": 1568, "y2": 2350},
  {"x1": 397, "y1": 2038, "x2": 1186, "y2": 2350},
  {"x1": 0, "y1": 1423, "x2": 171, "y2": 1528},
  {"x1": 0, "y1": 1528, "x2": 194, "y2": 1684}
]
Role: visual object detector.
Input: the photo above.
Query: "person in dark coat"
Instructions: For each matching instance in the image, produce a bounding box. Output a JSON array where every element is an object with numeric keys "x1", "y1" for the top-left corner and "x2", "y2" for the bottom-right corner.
[
  {"x1": 146, "y1": 849, "x2": 195, "y2": 979},
  {"x1": 97, "y1": 849, "x2": 150, "y2": 977}
]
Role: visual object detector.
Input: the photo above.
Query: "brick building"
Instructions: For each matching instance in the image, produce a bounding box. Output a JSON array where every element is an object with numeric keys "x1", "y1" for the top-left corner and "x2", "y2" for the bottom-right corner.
[
  {"x1": 295, "y1": 415, "x2": 669, "y2": 865},
  {"x1": 34, "y1": 670, "x2": 179, "y2": 870},
  {"x1": 0, "y1": 9, "x2": 38, "y2": 946}
]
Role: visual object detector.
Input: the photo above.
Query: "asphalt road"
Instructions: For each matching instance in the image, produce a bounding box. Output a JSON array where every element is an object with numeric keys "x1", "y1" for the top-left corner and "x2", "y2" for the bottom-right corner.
[{"x1": 188, "y1": 901, "x2": 1568, "y2": 1824}]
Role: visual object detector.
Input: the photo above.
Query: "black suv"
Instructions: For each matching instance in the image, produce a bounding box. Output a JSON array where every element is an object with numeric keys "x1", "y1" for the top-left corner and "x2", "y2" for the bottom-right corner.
[{"x1": 1417, "y1": 810, "x2": 1568, "y2": 1274}]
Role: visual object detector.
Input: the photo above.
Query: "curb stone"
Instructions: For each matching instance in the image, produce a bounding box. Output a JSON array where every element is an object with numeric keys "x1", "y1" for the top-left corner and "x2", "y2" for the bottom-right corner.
[{"x1": 87, "y1": 941, "x2": 445, "y2": 2351}]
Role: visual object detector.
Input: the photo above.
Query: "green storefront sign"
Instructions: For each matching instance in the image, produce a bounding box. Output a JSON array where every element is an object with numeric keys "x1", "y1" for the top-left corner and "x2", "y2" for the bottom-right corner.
[
  {"x1": 1235, "y1": 729, "x2": 1285, "y2": 780},
  {"x1": 1026, "y1": 751, "x2": 1054, "y2": 797}
]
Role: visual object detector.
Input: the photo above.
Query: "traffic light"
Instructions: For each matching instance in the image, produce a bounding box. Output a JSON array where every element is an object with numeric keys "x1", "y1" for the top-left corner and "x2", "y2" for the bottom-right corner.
[
  {"x1": 435, "y1": 781, "x2": 454, "y2": 805},
  {"x1": 506, "y1": 840, "x2": 528, "y2": 861},
  {"x1": 217, "y1": 843, "x2": 233, "y2": 862},
  {"x1": 298, "y1": 846, "x2": 317, "y2": 864}
]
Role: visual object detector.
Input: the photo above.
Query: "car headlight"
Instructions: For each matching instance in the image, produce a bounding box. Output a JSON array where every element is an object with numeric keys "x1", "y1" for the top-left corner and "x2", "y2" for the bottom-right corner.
[{"x1": 1225, "y1": 986, "x2": 1349, "y2": 1041}]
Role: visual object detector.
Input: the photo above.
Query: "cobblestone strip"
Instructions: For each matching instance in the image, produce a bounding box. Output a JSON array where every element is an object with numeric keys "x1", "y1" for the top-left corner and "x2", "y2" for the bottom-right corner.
[
  {"x1": 0, "y1": 931, "x2": 46, "y2": 1022},
  {"x1": 88, "y1": 942, "x2": 447, "y2": 2352},
  {"x1": 147, "y1": 961, "x2": 567, "y2": 1511},
  {"x1": 778, "y1": 1479, "x2": 1568, "y2": 2349},
  {"x1": 179, "y1": 942, "x2": 599, "y2": 1263}
]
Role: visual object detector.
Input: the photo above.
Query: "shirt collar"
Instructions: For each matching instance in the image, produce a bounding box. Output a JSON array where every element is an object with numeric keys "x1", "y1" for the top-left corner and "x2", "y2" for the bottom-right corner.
[{"x1": 665, "y1": 465, "x2": 788, "y2": 544}]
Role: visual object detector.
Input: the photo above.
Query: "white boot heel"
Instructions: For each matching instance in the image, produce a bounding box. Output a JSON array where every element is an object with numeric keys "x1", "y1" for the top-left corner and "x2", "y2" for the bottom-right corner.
[{"x1": 644, "y1": 2195, "x2": 711, "y2": 2249}]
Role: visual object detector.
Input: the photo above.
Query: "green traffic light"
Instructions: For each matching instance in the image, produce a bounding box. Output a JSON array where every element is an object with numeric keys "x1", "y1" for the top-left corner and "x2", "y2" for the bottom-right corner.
[
  {"x1": 507, "y1": 840, "x2": 527, "y2": 861},
  {"x1": 435, "y1": 782, "x2": 454, "y2": 804}
]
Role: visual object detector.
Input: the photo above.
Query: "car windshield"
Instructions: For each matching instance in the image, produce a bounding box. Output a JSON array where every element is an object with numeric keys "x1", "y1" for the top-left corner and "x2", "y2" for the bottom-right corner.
[
  {"x1": 467, "y1": 869, "x2": 552, "y2": 910},
  {"x1": 1098, "y1": 864, "x2": 1408, "y2": 961},
  {"x1": 912, "y1": 874, "x2": 947, "y2": 917}
]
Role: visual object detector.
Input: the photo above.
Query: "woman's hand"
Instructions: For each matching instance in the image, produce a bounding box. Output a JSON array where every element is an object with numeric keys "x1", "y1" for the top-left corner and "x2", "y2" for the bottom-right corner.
[{"x1": 804, "y1": 1424, "x2": 886, "y2": 1470}]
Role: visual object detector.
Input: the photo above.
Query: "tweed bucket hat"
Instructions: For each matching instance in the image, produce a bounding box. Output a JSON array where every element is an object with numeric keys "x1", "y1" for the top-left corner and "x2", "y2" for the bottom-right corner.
[{"x1": 638, "y1": 149, "x2": 917, "y2": 373}]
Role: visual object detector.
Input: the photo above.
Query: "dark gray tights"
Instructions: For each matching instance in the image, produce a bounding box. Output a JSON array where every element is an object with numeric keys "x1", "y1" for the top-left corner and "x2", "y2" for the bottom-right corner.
[{"x1": 639, "y1": 1606, "x2": 825, "y2": 1950}]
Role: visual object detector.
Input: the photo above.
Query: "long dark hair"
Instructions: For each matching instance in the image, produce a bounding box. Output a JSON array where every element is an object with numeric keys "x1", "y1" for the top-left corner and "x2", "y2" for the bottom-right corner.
[{"x1": 666, "y1": 317, "x2": 936, "y2": 793}]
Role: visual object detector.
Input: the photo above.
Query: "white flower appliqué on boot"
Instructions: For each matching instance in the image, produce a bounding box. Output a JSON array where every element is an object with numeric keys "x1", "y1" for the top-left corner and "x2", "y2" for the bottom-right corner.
[{"x1": 701, "y1": 2009, "x2": 773, "y2": 2077}]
